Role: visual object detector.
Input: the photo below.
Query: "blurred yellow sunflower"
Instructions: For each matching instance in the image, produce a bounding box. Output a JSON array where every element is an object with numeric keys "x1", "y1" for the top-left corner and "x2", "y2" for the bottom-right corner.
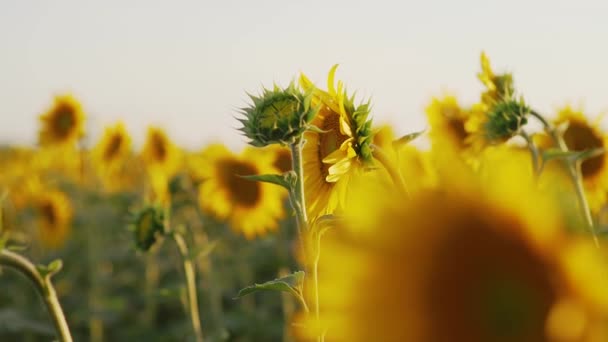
[
  {"x1": 34, "y1": 190, "x2": 73, "y2": 248},
  {"x1": 38, "y1": 94, "x2": 85, "y2": 148},
  {"x1": 141, "y1": 127, "x2": 181, "y2": 204},
  {"x1": 141, "y1": 126, "x2": 181, "y2": 177},
  {"x1": 553, "y1": 106, "x2": 608, "y2": 211},
  {"x1": 196, "y1": 144, "x2": 285, "y2": 239},
  {"x1": 299, "y1": 65, "x2": 373, "y2": 220},
  {"x1": 299, "y1": 153, "x2": 608, "y2": 342},
  {"x1": 92, "y1": 122, "x2": 132, "y2": 191},
  {"x1": 478, "y1": 51, "x2": 514, "y2": 107},
  {"x1": 426, "y1": 95, "x2": 472, "y2": 151},
  {"x1": 268, "y1": 145, "x2": 292, "y2": 174}
]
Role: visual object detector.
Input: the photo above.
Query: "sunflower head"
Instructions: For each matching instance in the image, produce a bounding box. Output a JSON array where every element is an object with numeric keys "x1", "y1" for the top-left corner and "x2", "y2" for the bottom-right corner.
[
  {"x1": 130, "y1": 205, "x2": 166, "y2": 252},
  {"x1": 141, "y1": 126, "x2": 180, "y2": 176},
  {"x1": 426, "y1": 95, "x2": 471, "y2": 150},
  {"x1": 38, "y1": 94, "x2": 86, "y2": 148},
  {"x1": 94, "y1": 122, "x2": 131, "y2": 166},
  {"x1": 34, "y1": 190, "x2": 73, "y2": 249},
  {"x1": 478, "y1": 52, "x2": 514, "y2": 106},
  {"x1": 467, "y1": 98, "x2": 530, "y2": 149},
  {"x1": 239, "y1": 82, "x2": 319, "y2": 147}
]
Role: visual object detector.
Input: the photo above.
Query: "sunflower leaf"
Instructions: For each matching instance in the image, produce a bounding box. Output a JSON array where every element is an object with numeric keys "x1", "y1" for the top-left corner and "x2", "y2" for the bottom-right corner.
[
  {"x1": 306, "y1": 125, "x2": 331, "y2": 134},
  {"x1": 393, "y1": 130, "x2": 426, "y2": 148},
  {"x1": 234, "y1": 271, "x2": 305, "y2": 299},
  {"x1": 239, "y1": 174, "x2": 291, "y2": 190},
  {"x1": 542, "y1": 148, "x2": 604, "y2": 163}
]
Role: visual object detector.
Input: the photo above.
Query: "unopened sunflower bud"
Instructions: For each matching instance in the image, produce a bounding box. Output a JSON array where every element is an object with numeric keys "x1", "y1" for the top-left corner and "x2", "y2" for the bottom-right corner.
[
  {"x1": 130, "y1": 205, "x2": 166, "y2": 252},
  {"x1": 484, "y1": 98, "x2": 529, "y2": 143},
  {"x1": 239, "y1": 82, "x2": 319, "y2": 146}
]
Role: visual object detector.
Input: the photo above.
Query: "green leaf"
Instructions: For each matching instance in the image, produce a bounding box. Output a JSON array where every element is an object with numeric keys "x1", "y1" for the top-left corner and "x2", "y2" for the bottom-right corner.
[
  {"x1": 234, "y1": 271, "x2": 305, "y2": 299},
  {"x1": 392, "y1": 129, "x2": 426, "y2": 148},
  {"x1": 306, "y1": 124, "x2": 331, "y2": 134},
  {"x1": 46, "y1": 259, "x2": 63, "y2": 275},
  {"x1": 239, "y1": 173, "x2": 291, "y2": 190},
  {"x1": 542, "y1": 148, "x2": 605, "y2": 163}
]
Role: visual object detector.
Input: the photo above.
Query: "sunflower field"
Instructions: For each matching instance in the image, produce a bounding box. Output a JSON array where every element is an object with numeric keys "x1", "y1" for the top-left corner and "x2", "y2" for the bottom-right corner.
[{"x1": 2, "y1": 53, "x2": 608, "y2": 342}]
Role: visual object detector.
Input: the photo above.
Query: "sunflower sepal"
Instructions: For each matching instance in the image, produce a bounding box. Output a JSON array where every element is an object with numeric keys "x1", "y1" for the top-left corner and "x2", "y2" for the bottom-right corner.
[
  {"x1": 129, "y1": 204, "x2": 167, "y2": 252},
  {"x1": 234, "y1": 270, "x2": 305, "y2": 301},
  {"x1": 392, "y1": 129, "x2": 426, "y2": 149}
]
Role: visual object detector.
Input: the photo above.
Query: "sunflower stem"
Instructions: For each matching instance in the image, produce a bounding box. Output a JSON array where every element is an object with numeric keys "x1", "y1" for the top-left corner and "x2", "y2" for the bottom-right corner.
[
  {"x1": 520, "y1": 130, "x2": 540, "y2": 177},
  {"x1": 0, "y1": 249, "x2": 73, "y2": 342},
  {"x1": 371, "y1": 144, "x2": 410, "y2": 197},
  {"x1": 531, "y1": 110, "x2": 599, "y2": 246},
  {"x1": 173, "y1": 232, "x2": 205, "y2": 342},
  {"x1": 289, "y1": 140, "x2": 309, "y2": 233}
]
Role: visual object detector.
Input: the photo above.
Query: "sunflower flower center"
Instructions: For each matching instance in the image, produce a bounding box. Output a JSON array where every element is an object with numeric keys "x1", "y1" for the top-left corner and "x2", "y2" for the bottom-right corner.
[
  {"x1": 273, "y1": 149, "x2": 292, "y2": 173},
  {"x1": 151, "y1": 134, "x2": 168, "y2": 162},
  {"x1": 318, "y1": 109, "x2": 349, "y2": 178},
  {"x1": 562, "y1": 121, "x2": 604, "y2": 178},
  {"x1": 425, "y1": 215, "x2": 556, "y2": 341},
  {"x1": 52, "y1": 105, "x2": 76, "y2": 139},
  {"x1": 220, "y1": 160, "x2": 261, "y2": 208},
  {"x1": 104, "y1": 134, "x2": 123, "y2": 161},
  {"x1": 40, "y1": 202, "x2": 58, "y2": 227}
]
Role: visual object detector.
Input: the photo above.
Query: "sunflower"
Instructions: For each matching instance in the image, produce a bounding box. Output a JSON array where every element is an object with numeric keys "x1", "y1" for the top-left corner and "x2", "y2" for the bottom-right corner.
[
  {"x1": 92, "y1": 122, "x2": 132, "y2": 191},
  {"x1": 298, "y1": 153, "x2": 608, "y2": 342},
  {"x1": 299, "y1": 65, "x2": 373, "y2": 220},
  {"x1": 551, "y1": 106, "x2": 608, "y2": 211},
  {"x1": 478, "y1": 51, "x2": 514, "y2": 107},
  {"x1": 141, "y1": 126, "x2": 181, "y2": 177},
  {"x1": 34, "y1": 190, "x2": 73, "y2": 248},
  {"x1": 38, "y1": 94, "x2": 85, "y2": 148},
  {"x1": 196, "y1": 144, "x2": 285, "y2": 239},
  {"x1": 426, "y1": 95, "x2": 472, "y2": 150}
]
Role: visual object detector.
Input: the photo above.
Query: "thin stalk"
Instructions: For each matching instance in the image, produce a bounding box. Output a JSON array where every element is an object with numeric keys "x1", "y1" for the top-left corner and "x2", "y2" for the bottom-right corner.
[
  {"x1": 289, "y1": 140, "x2": 309, "y2": 234},
  {"x1": 173, "y1": 233, "x2": 204, "y2": 342},
  {"x1": 530, "y1": 110, "x2": 599, "y2": 244},
  {"x1": 312, "y1": 232, "x2": 322, "y2": 342},
  {"x1": 0, "y1": 250, "x2": 72, "y2": 342},
  {"x1": 520, "y1": 131, "x2": 540, "y2": 176},
  {"x1": 371, "y1": 144, "x2": 409, "y2": 197}
]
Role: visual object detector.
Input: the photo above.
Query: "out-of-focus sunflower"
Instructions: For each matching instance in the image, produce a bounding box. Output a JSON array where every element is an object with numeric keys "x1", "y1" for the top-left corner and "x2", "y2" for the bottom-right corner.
[
  {"x1": 298, "y1": 152, "x2": 608, "y2": 342},
  {"x1": 196, "y1": 144, "x2": 285, "y2": 239},
  {"x1": 478, "y1": 52, "x2": 514, "y2": 107},
  {"x1": 551, "y1": 106, "x2": 608, "y2": 211},
  {"x1": 141, "y1": 126, "x2": 181, "y2": 177},
  {"x1": 426, "y1": 95, "x2": 472, "y2": 151},
  {"x1": 34, "y1": 190, "x2": 73, "y2": 248},
  {"x1": 299, "y1": 65, "x2": 373, "y2": 220},
  {"x1": 141, "y1": 127, "x2": 181, "y2": 204},
  {"x1": 38, "y1": 94, "x2": 85, "y2": 148},
  {"x1": 269, "y1": 145, "x2": 293, "y2": 174},
  {"x1": 92, "y1": 122, "x2": 132, "y2": 191}
]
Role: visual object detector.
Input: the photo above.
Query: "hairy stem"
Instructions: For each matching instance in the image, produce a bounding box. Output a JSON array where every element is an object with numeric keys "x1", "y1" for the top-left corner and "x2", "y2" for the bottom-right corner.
[
  {"x1": 520, "y1": 130, "x2": 540, "y2": 176},
  {"x1": 0, "y1": 250, "x2": 72, "y2": 342}
]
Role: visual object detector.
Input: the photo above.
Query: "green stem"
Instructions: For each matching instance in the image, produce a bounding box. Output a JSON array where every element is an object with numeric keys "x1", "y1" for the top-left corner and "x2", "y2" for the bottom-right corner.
[
  {"x1": 531, "y1": 110, "x2": 598, "y2": 244},
  {"x1": 173, "y1": 233, "x2": 204, "y2": 342},
  {"x1": 371, "y1": 144, "x2": 409, "y2": 197},
  {"x1": 289, "y1": 140, "x2": 309, "y2": 234},
  {"x1": 0, "y1": 250, "x2": 72, "y2": 342},
  {"x1": 520, "y1": 131, "x2": 540, "y2": 176}
]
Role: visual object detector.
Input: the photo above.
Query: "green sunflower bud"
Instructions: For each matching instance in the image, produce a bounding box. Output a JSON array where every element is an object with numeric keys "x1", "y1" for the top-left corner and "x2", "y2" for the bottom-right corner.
[
  {"x1": 239, "y1": 82, "x2": 319, "y2": 146},
  {"x1": 484, "y1": 97, "x2": 530, "y2": 143},
  {"x1": 129, "y1": 205, "x2": 166, "y2": 252}
]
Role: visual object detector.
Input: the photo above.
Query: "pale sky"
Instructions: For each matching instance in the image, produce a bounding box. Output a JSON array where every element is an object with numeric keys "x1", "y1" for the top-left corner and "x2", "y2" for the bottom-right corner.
[{"x1": 1, "y1": 0, "x2": 608, "y2": 150}]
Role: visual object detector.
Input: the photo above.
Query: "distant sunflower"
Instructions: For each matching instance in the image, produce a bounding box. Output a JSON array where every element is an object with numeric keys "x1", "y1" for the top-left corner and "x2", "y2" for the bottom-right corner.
[
  {"x1": 34, "y1": 190, "x2": 73, "y2": 248},
  {"x1": 196, "y1": 144, "x2": 285, "y2": 239},
  {"x1": 552, "y1": 106, "x2": 608, "y2": 211},
  {"x1": 92, "y1": 122, "x2": 132, "y2": 191},
  {"x1": 141, "y1": 126, "x2": 181, "y2": 177},
  {"x1": 426, "y1": 95, "x2": 472, "y2": 150},
  {"x1": 299, "y1": 154, "x2": 608, "y2": 342},
  {"x1": 299, "y1": 65, "x2": 373, "y2": 220},
  {"x1": 38, "y1": 94, "x2": 85, "y2": 148},
  {"x1": 265, "y1": 145, "x2": 292, "y2": 174}
]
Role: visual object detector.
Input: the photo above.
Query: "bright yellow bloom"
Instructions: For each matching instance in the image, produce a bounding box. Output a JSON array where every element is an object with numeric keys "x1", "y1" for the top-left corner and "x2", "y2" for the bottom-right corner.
[
  {"x1": 141, "y1": 126, "x2": 181, "y2": 177},
  {"x1": 426, "y1": 95, "x2": 472, "y2": 151},
  {"x1": 34, "y1": 190, "x2": 73, "y2": 248},
  {"x1": 299, "y1": 151, "x2": 608, "y2": 342},
  {"x1": 38, "y1": 94, "x2": 85, "y2": 148},
  {"x1": 92, "y1": 122, "x2": 133, "y2": 192},
  {"x1": 196, "y1": 144, "x2": 285, "y2": 239},
  {"x1": 263, "y1": 145, "x2": 292, "y2": 174},
  {"x1": 551, "y1": 106, "x2": 608, "y2": 211},
  {"x1": 299, "y1": 65, "x2": 373, "y2": 220}
]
